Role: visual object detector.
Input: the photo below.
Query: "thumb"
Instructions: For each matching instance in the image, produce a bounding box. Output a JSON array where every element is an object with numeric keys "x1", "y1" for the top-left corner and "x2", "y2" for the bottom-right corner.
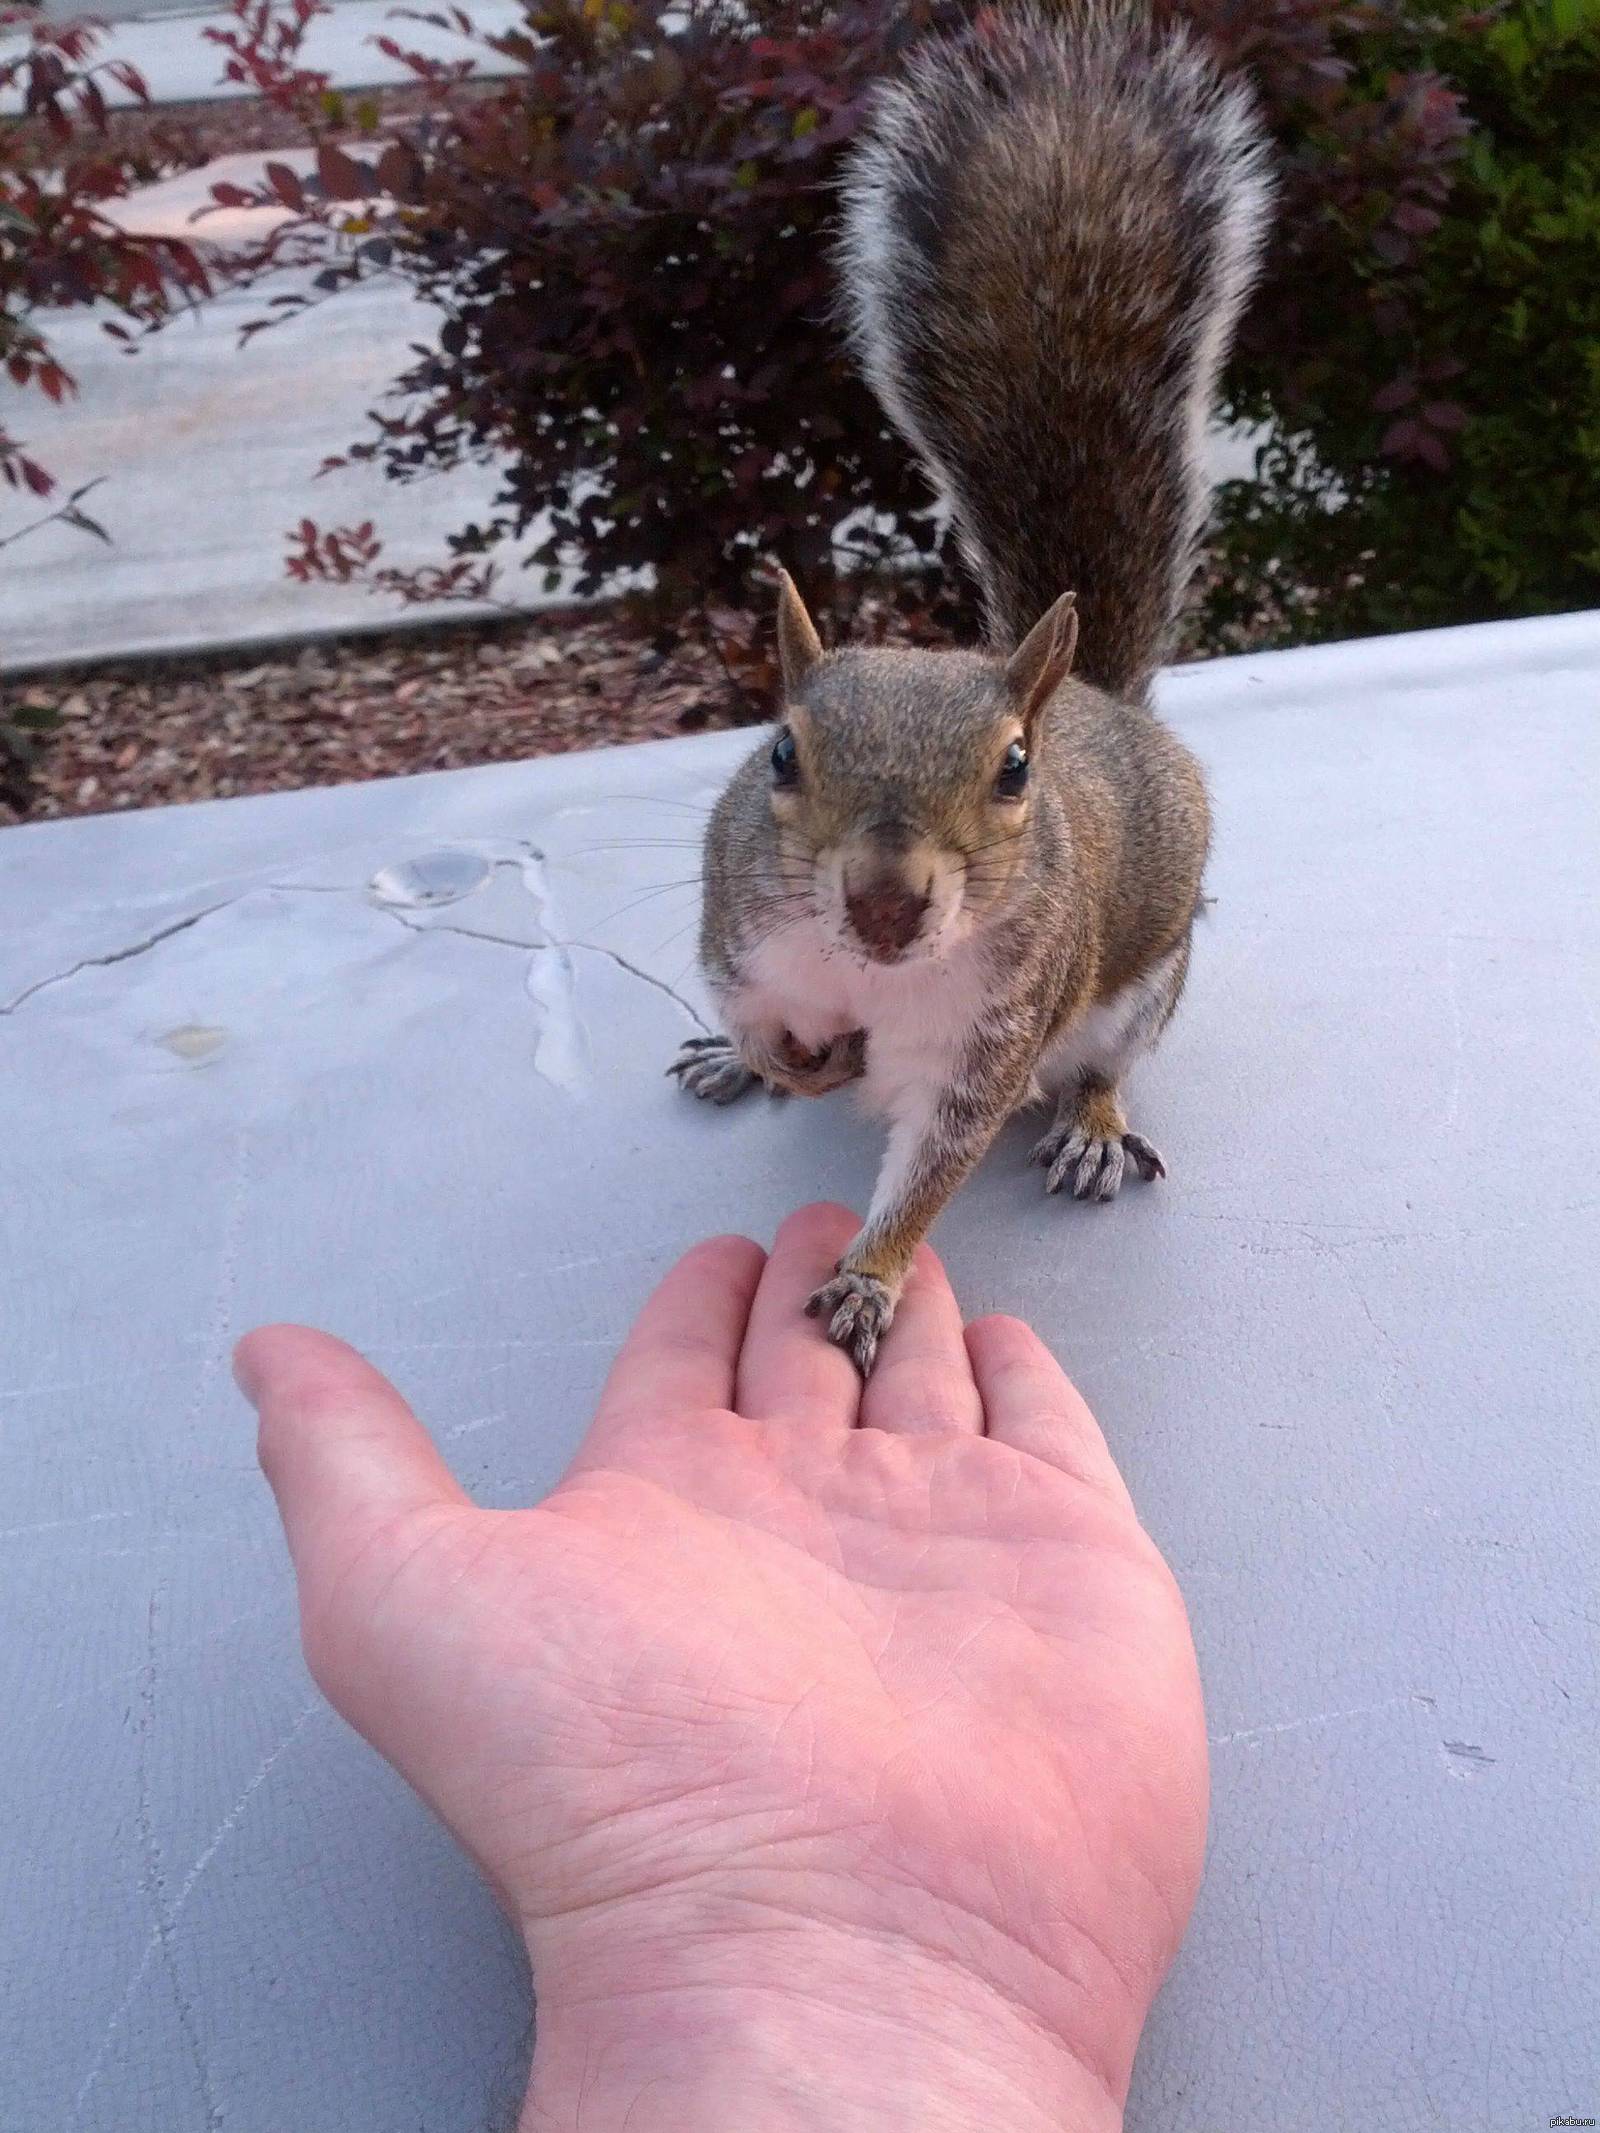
[{"x1": 237, "y1": 1325, "x2": 469, "y2": 1587}]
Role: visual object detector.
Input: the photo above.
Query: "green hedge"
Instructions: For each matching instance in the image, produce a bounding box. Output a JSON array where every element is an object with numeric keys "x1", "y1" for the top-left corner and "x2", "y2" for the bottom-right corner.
[{"x1": 1206, "y1": 0, "x2": 1600, "y2": 647}]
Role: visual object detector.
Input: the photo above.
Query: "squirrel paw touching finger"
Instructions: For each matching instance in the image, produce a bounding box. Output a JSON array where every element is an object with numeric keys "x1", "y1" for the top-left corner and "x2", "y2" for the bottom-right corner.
[
  {"x1": 805, "y1": 1269, "x2": 896, "y2": 1377},
  {"x1": 1032, "y1": 1121, "x2": 1168, "y2": 1203}
]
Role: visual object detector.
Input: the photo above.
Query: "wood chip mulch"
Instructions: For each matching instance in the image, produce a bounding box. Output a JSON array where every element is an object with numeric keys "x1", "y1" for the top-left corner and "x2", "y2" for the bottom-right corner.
[
  {"x1": 0, "y1": 581, "x2": 1260, "y2": 830},
  {"x1": 1, "y1": 606, "x2": 766, "y2": 828}
]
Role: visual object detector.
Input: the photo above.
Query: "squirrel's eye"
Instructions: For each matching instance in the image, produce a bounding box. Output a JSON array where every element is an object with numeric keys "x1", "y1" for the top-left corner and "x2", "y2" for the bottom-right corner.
[
  {"x1": 771, "y1": 728, "x2": 799, "y2": 787},
  {"x1": 994, "y1": 740, "x2": 1029, "y2": 800}
]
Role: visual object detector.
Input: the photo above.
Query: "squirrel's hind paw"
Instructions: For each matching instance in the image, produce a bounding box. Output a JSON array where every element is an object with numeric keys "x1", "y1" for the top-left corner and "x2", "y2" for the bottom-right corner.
[
  {"x1": 667, "y1": 1034, "x2": 759, "y2": 1106},
  {"x1": 805, "y1": 1269, "x2": 896, "y2": 1376},
  {"x1": 1032, "y1": 1123, "x2": 1167, "y2": 1202}
]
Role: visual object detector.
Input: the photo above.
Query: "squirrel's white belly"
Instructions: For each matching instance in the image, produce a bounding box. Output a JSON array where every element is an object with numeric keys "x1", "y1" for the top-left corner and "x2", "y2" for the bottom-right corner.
[{"x1": 738, "y1": 920, "x2": 995, "y2": 1120}]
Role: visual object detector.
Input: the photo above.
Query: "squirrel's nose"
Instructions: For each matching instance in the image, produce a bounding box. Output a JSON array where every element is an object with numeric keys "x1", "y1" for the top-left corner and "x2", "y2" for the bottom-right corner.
[{"x1": 845, "y1": 879, "x2": 930, "y2": 958}]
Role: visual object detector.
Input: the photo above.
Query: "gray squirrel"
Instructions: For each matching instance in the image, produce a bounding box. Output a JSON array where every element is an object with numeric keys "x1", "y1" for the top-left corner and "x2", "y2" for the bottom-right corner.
[{"x1": 670, "y1": 2, "x2": 1274, "y2": 1372}]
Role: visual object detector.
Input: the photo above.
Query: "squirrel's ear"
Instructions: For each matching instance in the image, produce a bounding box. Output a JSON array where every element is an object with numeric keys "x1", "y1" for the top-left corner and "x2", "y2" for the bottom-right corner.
[
  {"x1": 1005, "y1": 591, "x2": 1078, "y2": 729},
  {"x1": 775, "y1": 569, "x2": 824, "y2": 695}
]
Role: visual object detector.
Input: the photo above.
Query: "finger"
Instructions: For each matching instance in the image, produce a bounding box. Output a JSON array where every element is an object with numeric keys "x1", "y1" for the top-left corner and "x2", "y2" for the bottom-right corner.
[
  {"x1": 965, "y1": 1315, "x2": 1135, "y2": 1511},
  {"x1": 736, "y1": 1202, "x2": 864, "y2": 1429},
  {"x1": 238, "y1": 1325, "x2": 469, "y2": 1582},
  {"x1": 860, "y1": 1243, "x2": 983, "y2": 1436},
  {"x1": 592, "y1": 1233, "x2": 765, "y2": 1423}
]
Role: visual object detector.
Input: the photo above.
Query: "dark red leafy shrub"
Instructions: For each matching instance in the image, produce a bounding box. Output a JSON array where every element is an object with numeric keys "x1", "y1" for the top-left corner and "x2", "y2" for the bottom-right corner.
[
  {"x1": 222, "y1": 0, "x2": 1590, "y2": 645},
  {"x1": 217, "y1": 0, "x2": 973, "y2": 625}
]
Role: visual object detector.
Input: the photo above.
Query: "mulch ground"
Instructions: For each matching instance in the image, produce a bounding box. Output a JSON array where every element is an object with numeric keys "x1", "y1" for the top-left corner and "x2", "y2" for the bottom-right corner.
[
  {"x1": 1, "y1": 605, "x2": 768, "y2": 827},
  {"x1": 1, "y1": 582, "x2": 1257, "y2": 828}
]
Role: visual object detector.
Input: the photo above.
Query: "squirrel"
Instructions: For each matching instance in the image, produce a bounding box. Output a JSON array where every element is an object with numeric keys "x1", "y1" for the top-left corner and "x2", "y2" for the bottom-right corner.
[{"x1": 669, "y1": 1, "x2": 1273, "y2": 1373}]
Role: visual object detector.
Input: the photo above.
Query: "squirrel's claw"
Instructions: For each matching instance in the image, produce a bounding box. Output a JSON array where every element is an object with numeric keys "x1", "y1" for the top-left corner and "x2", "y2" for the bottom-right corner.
[
  {"x1": 667, "y1": 1034, "x2": 759, "y2": 1105},
  {"x1": 1120, "y1": 1132, "x2": 1167, "y2": 1183},
  {"x1": 805, "y1": 1268, "x2": 896, "y2": 1376}
]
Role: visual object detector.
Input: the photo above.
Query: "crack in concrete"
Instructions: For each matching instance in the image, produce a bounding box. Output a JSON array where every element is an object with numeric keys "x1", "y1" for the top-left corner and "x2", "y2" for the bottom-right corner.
[
  {"x1": 134, "y1": 1592, "x2": 224, "y2": 2131},
  {"x1": 0, "y1": 871, "x2": 710, "y2": 1035},
  {"x1": 369, "y1": 895, "x2": 709, "y2": 1031},
  {"x1": 565, "y1": 941, "x2": 710, "y2": 1033},
  {"x1": 376, "y1": 905, "x2": 544, "y2": 954},
  {"x1": 0, "y1": 900, "x2": 233, "y2": 1016},
  {"x1": 74, "y1": 1700, "x2": 318, "y2": 2118},
  {"x1": 1209, "y1": 1691, "x2": 1425, "y2": 1749}
]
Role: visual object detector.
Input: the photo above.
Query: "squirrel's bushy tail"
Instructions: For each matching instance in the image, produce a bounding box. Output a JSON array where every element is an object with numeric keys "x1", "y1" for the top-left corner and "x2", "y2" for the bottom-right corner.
[{"x1": 838, "y1": 1, "x2": 1271, "y2": 700}]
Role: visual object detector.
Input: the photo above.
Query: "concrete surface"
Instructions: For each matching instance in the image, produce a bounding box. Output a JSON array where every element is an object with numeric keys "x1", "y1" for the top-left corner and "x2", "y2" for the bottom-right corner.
[
  {"x1": 0, "y1": 0, "x2": 559, "y2": 665},
  {"x1": 2, "y1": 610, "x2": 1597, "y2": 2131},
  {"x1": 0, "y1": 151, "x2": 571, "y2": 670},
  {"x1": 3, "y1": 0, "x2": 525, "y2": 108}
]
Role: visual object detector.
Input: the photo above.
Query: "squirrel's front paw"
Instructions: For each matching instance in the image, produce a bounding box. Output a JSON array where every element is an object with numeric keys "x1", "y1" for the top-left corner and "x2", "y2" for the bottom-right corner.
[
  {"x1": 667, "y1": 1034, "x2": 759, "y2": 1105},
  {"x1": 768, "y1": 1027, "x2": 867, "y2": 1098},
  {"x1": 805, "y1": 1268, "x2": 897, "y2": 1376},
  {"x1": 668, "y1": 1029, "x2": 866, "y2": 1105}
]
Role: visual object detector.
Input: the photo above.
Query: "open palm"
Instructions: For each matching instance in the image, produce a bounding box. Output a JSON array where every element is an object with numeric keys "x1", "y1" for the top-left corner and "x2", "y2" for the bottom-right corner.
[{"x1": 241, "y1": 1204, "x2": 1206, "y2": 2130}]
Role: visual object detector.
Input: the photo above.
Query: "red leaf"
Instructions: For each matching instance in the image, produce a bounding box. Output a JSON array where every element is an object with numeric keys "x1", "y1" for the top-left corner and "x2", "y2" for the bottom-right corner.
[
  {"x1": 264, "y1": 160, "x2": 306, "y2": 210},
  {"x1": 375, "y1": 143, "x2": 420, "y2": 196},
  {"x1": 1392, "y1": 200, "x2": 1439, "y2": 237},
  {"x1": 316, "y1": 143, "x2": 369, "y2": 199}
]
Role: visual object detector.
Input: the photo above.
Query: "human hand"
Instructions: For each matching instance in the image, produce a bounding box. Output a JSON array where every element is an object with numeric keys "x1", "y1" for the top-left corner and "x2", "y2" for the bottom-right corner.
[{"x1": 238, "y1": 1204, "x2": 1206, "y2": 2132}]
